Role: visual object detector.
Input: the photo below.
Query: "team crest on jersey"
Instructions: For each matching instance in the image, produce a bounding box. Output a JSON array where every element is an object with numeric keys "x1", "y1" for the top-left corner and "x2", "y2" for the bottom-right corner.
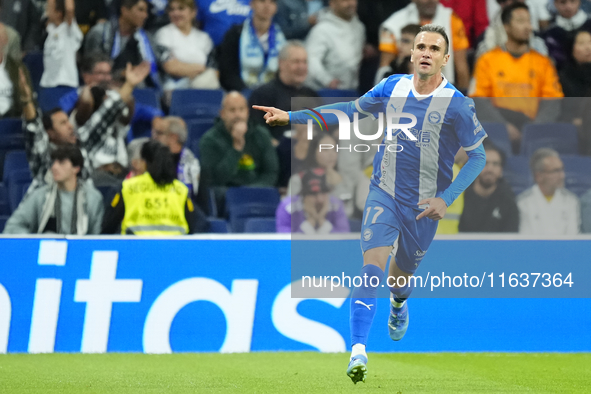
[
  {"x1": 363, "y1": 228, "x2": 373, "y2": 241},
  {"x1": 428, "y1": 111, "x2": 442, "y2": 124}
]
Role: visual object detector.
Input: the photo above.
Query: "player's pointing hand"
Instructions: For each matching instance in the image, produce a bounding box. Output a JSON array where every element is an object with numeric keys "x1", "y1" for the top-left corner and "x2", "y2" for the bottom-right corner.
[
  {"x1": 252, "y1": 105, "x2": 290, "y2": 126},
  {"x1": 416, "y1": 197, "x2": 448, "y2": 221}
]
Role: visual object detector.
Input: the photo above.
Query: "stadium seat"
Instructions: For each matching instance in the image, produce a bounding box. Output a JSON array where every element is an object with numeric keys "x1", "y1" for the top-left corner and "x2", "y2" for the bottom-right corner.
[
  {"x1": 228, "y1": 204, "x2": 277, "y2": 233},
  {"x1": 0, "y1": 214, "x2": 9, "y2": 232},
  {"x1": 562, "y1": 155, "x2": 591, "y2": 197},
  {"x1": 520, "y1": 123, "x2": 578, "y2": 157},
  {"x1": 23, "y1": 51, "x2": 44, "y2": 94},
  {"x1": 3, "y1": 150, "x2": 29, "y2": 182},
  {"x1": 0, "y1": 184, "x2": 9, "y2": 215},
  {"x1": 133, "y1": 88, "x2": 161, "y2": 109},
  {"x1": 169, "y1": 89, "x2": 224, "y2": 121},
  {"x1": 7, "y1": 169, "x2": 32, "y2": 212},
  {"x1": 348, "y1": 218, "x2": 362, "y2": 232},
  {"x1": 187, "y1": 119, "x2": 214, "y2": 158},
  {"x1": 0, "y1": 119, "x2": 26, "y2": 179},
  {"x1": 207, "y1": 218, "x2": 229, "y2": 233},
  {"x1": 481, "y1": 122, "x2": 512, "y2": 158},
  {"x1": 244, "y1": 217, "x2": 276, "y2": 233},
  {"x1": 225, "y1": 187, "x2": 280, "y2": 216},
  {"x1": 504, "y1": 156, "x2": 532, "y2": 196},
  {"x1": 38, "y1": 86, "x2": 77, "y2": 113}
]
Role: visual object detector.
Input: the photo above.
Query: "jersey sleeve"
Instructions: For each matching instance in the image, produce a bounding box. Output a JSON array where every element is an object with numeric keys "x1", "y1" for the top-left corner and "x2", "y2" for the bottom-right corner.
[
  {"x1": 451, "y1": 13, "x2": 470, "y2": 52},
  {"x1": 453, "y1": 98, "x2": 487, "y2": 151},
  {"x1": 354, "y1": 77, "x2": 390, "y2": 120}
]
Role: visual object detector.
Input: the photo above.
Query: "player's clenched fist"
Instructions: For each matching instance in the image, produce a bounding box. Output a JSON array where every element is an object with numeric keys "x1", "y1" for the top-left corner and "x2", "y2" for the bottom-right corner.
[
  {"x1": 252, "y1": 105, "x2": 290, "y2": 126},
  {"x1": 416, "y1": 197, "x2": 448, "y2": 221}
]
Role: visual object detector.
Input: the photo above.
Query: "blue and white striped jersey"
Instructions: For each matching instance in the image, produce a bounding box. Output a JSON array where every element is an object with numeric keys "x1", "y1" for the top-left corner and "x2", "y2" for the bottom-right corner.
[{"x1": 355, "y1": 74, "x2": 487, "y2": 207}]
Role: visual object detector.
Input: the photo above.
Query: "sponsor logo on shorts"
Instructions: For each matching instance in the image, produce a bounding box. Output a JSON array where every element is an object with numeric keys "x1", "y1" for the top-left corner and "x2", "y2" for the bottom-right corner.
[
  {"x1": 414, "y1": 249, "x2": 427, "y2": 261},
  {"x1": 363, "y1": 228, "x2": 373, "y2": 241}
]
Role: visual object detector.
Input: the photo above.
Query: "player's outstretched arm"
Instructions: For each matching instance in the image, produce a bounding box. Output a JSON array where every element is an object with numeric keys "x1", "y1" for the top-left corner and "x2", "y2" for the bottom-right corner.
[{"x1": 252, "y1": 105, "x2": 290, "y2": 127}]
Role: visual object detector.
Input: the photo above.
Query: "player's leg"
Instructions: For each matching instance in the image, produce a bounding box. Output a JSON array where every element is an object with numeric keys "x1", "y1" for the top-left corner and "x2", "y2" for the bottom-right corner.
[{"x1": 387, "y1": 258, "x2": 414, "y2": 341}]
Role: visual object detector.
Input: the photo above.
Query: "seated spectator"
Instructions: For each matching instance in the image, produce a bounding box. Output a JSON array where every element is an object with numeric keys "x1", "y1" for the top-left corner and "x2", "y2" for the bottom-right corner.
[
  {"x1": 75, "y1": 0, "x2": 108, "y2": 35},
  {"x1": 581, "y1": 188, "x2": 591, "y2": 232},
  {"x1": 476, "y1": 0, "x2": 548, "y2": 59},
  {"x1": 0, "y1": 24, "x2": 31, "y2": 119},
  {"x1": 305, "y1": 0, "x2": 365, "y2": 90},
  {"x1": 155, "y1": 0, "x2": 218, "y2": 92},
  {"x1": 196, "y1": 0, "x2": 250, "y2": 47},
  {"x1": 459, "y1": 141, "x2": 519, "y2": 232},
  {"x1": 151, "y1": 116, "x2": 200, "y2": 196},
  {"x1": 83, "y1": 0, "x2": 173, "y2": 92},
  {"x1": 0, "y1": 0, "x2": 42, "y2": 51},
  {"x1": 40, "y1": 0, "x2": 83, "y2": 88},
  {"x1": 249, "y1": 40, "x2": 319, "y2": 142},
  {"x1": 276, "y1": 167, "x2": 349, "y2": 233},
  {"x1": 275, "y1": 0, "x2": 324, "y2": 40},
  {"x1": 3, "y1": 145, "x2": 104, "y2": 235},
  {"x1": 471, "y1": 3, "x2": 563, "y2": 152},
  {"x1": 288, "y1": 131, "x2": 349, "y2": 208},
  {"x1": 376, "y1": 23, "x2": 420, "y2": 83},
  {"x1": 517, "y1": 148, "x2": 581, "y2": 234},
  {"x1": 217, "y1": 0, "x2": 286, "y2": 91},
  {"x1": 20, "y1": 62, "x2": 150, "y2": 195},
  {"x1": 126, "y1": 137, "x2": 149, "y2": 178},
  {"x1": 559, "y1": 30, "x2": 591, "y2": 126},
  {"x1": 379, "y1": 0, "x2": 469, "y2": 91},
  {"x1": 543, "y1": 0, "x2": 591, "y2": 71},
  {"x1": 200, "y1": 91, "x2": 279, "y2": 187},
  {"x1": 102, "y1": 140, "x2": 196, "y2": 235}
]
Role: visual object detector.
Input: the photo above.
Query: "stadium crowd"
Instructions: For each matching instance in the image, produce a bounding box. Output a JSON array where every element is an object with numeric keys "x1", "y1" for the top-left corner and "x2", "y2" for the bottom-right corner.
[{"x1": 0, "y1": 0, "x2": 590, "y2": 235}]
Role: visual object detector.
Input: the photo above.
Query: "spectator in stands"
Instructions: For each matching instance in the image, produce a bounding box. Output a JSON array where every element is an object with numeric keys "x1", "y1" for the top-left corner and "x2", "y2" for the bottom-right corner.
[
  {"x1": 20, "y1": 62, "x2": 151, "y2": 195},
  {"x1": 275, "y1": 0, "x2": 324, "y2": 40},
  {"x1": 75, "y1": 0, "x2": 108, "y2": 35},
  {"x1": 276, "y1": 167, "x2": 349, "y2": 233},
  {"x1": 459, "y1": 141, "x2": 519, "y2": 232},
  {"x1": 102, "y1": 140, "x2": 196, "y2": 235},
  {"x1": 195, "y1": 0, "x2": 250, "y2": 47},
  {"x1": 200, "y1": 91, "x2": 279, "y2": 187},
  {"x1": 40, "y1": 0, "x2": 83, "y2": 89},
  {"x1": 126, "y1": 136, "x2": 149, "y2": 178},
  {"x1": 379, "y1": 0, "x2": 470, "y2": 92},
  {"x1": 0, "y1": 19, "x2": 22, "y2": 59},
  {"x1": 376, "y1": 24, "x2": 420, "y2": 82},
  {"x1": 83, "y1": 0, "x2": 174, "y2": 92},
  {"x1": 305, "y1": 0, "x2": 365, "y2": 90},
  {"x1": 559, "y1": 30, "x2": 591, "y2": 127},
  {"x1": 217, "y1": 0, "x2": 286, "y2": 91},
  {"x1": 470, "y1": 3, "x2": 564, "y2": 152},
  {"x1": 440, "y1": 0, "x2": 488, "y2": 46},
  {"x1": 3, "y1": 145, "x2": 104, "y2": 235},
  {"x1": 0, "y1": 24, "x2": 31, "y2": 118},
  {"x1": 581, "y1": 188, "x2": 591, "y2": 232},
  {"x1": 543, "y1": 0, "x2": 591, "y2": 71},
  {"x1": 476, "y1": 0, "x2": 549, "y2": 59},
  {"x1": 151, "y1": 116, "x2": 200, "y2": 196},
  {"x1": 155, "y1": 0, "x2": 219, "y2": 92},
  {"x1": 517, "y1": 148, "x2": 581, "y2": 235},
  {"x1": 0, "y1": 0, "x2": 42, "y2": 52},
  {"x1": 249, "y1": 41, "x2": 318, "y2": 142}
]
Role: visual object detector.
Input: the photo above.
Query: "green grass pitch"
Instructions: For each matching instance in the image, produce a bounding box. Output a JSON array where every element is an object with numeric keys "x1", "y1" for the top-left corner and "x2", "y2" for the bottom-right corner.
[{"x1": 0, "y1": 353, "x2": 589, "y2": 393}]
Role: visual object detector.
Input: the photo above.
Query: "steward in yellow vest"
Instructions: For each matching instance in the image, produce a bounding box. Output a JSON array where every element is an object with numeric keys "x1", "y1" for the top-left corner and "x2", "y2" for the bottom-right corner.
[{"x1": 102, "y1": 141, "x2": 195, "y2": 235}]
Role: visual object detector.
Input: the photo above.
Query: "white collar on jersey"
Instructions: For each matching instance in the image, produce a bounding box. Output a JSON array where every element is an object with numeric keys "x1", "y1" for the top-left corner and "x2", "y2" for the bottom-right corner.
[{"x1": 410, "y1": 75, "x2": 448, "y2": 99}]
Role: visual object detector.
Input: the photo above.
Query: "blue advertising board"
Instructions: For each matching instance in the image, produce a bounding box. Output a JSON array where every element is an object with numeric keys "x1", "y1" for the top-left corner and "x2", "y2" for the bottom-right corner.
[{"x1": 0, "y1": 236, "x2": 590, "y2": 354}]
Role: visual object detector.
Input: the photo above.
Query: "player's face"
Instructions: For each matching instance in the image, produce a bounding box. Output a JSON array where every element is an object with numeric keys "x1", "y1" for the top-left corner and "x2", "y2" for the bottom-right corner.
[
  {"x1": 537, "y1": 156, "x2": 565, "y2": 192},
  {"x1": 554, "y1": 0, "x2": 580, "y2": 19},
  {"x1": 573, "y1": 31, "x2": 591, "y2": 64},
  {"x1": 315, "y1": 135, "x2": 337, "y2": 169},
  {"x1": 505, "y1": 8, "x2": 532, "y2": 44},
  {"x1": 478, "y1": 149, "x2": 503, "y2": 189},
  {"x1": 250, "y1": 0, "x2": 277, "y2": 21},
  {"x1": 279, "y1": 46, "x2": 308, "y2": 86},
  {"x1": 411, "y1": 32, "x2": 450, "y2": 79}
]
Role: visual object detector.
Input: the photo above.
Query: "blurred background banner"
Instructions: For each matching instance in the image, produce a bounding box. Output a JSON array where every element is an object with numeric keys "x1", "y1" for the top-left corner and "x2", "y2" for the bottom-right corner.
[{"x1": 1, "y1": 236, "x2": 590, "y2": 354}]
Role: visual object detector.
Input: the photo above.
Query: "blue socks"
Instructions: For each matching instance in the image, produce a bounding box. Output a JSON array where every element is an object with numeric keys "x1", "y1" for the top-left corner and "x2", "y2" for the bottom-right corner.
[
  {"x1": 389, "y1": 279, "x2": 415, "y2": 305},
  {"x1": 350, "y1": 264, "x2": 384, "y2": 346}
]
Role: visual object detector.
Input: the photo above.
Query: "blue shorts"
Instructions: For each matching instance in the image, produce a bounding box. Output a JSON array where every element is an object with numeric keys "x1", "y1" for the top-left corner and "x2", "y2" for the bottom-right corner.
[{"x1": 360, "y1": 185, "x2": 438, "y2": 274}]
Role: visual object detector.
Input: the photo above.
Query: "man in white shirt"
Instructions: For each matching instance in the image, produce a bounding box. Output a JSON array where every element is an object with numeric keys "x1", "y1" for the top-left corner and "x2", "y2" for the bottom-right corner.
[{"x1": 517, "y1": 148, "x2": 581, "y2": 235}]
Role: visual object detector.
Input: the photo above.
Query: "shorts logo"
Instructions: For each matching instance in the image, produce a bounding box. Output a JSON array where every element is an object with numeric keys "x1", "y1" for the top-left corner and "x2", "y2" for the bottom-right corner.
[
  {"x1": 363, "y1": 228, "x2": 373, "y2": 241},
  {"x1": 428, "y1": 111, "x2": 442, "y2": 124},
  {"x1": 414, "y1": 250, "x2": 427, "y2": 261}
]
